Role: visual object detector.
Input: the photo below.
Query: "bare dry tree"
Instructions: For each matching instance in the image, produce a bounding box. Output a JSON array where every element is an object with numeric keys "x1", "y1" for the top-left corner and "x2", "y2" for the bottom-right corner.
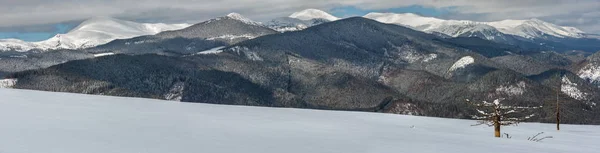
[
  {"x1": 467, "y1": 98, "x2": 538, "y2": 137},
  {"x1": 556, "y1": 84, "x2": 560, "y2": 131}
]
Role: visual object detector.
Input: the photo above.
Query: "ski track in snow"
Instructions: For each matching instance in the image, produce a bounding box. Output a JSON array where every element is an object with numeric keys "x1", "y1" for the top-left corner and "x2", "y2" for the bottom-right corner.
[{"x1": 0, "y1": 88, "x2": 599, "y2": 153}]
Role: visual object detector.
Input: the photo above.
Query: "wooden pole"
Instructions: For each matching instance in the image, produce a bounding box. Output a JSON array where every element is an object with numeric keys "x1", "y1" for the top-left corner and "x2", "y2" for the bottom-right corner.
[
  {"x1": 494, "y1": 107, "x2": 501, "y2": 137},
  {"x1": 494, "y1": 116, "x2": 501, "y2": 137},
  {"x1": 557, "y1": 83, "x2": 560, "y2": 131}
]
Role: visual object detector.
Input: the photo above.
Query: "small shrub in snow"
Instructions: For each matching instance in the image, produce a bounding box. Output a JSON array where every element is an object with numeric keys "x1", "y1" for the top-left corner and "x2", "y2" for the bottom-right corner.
[{"x1": 528, "y1": 132, "x2": 553, "y2": 142}]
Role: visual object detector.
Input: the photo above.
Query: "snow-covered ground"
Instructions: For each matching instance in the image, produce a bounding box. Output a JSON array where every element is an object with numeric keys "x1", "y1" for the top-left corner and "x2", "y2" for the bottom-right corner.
[{"x1": 0, "y1": 88, "x2": 598, "y2": 153}]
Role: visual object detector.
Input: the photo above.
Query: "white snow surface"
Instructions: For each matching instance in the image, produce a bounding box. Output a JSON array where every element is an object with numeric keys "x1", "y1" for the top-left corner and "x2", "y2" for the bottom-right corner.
[
  {"x1": 0, "y1": 17, "x2": 190, "y2": 52},
  {"x1": 0, "y1": 88, "x2": 598, "y2": 153},
  {"x1": 449, "y1": 56, "x2": 475, "y2": 72},
  {"x1": 364, "y1": 13, "x2": 585, "y2": 39},
  {"x1": 289, "y1": 9, "x2": 339, "y2": 21}
]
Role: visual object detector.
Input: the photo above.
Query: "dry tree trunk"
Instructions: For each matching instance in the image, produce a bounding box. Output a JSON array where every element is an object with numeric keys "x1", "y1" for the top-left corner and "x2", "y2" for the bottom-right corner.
[
  {"x1": 556, "y1": 76, "x2": 560, "y2": 131},
  {"x1": 494, "y1": 115, "x2": 501, "y2": 137}
]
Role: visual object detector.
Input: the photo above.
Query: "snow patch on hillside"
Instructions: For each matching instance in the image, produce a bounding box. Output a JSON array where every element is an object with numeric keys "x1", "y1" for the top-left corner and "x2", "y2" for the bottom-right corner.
[
  {"x1": 195, "y1": 46, "x2": 225, "y2": 55},
  {"x1": 561, "y1": 77, "x2": 588, "y2": 101},
  {"x1": 0, "y1": 79, "x2": 17, "y2": 88},
  {"x1": 207, "y1": 34, "x2": 256, "y2": 40},
  {"x1": 400, "y1": 51, "x2": 437, "y2": 63},
  {"x1": 165, "y1": 82, "x2": 185, "y2": 101},
  {"x1": 560, "y1": 77, "x2": 588, "y2": 101},
  {"x1": 449, "y1": 56, "x2": 475, "y2": 72},
  {"x1": 245, "y1": 51, "x2": 263, "y2": 61},
  {"x1": 93, "y1": 52, "x2": 115, "y2": 57},
  {"x1": 496, "y1": 81, "x2": 527, "y2": 96},
  {"x1": 578, "y1": 64, "x2": 600, "y2": 87}
]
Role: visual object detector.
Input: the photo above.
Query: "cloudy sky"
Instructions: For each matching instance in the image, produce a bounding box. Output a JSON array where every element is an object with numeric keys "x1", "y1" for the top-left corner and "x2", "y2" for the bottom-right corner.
[{"x1": 1, "y1": 0, "x2": 599, "y2": 41}]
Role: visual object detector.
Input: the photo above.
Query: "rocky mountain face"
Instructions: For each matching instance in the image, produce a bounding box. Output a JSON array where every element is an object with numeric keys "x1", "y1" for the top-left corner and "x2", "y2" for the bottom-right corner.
[{"x1": 7, "y1": 17, "x2": 600, "y2": 124}]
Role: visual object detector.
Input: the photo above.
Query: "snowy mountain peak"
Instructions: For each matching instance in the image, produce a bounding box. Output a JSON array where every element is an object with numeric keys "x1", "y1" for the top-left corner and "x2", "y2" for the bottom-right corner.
[
  {"x1": 364, "y1": 12, "x2": 446, "y2": 28},
  {"x1": 289, "y1": 9, "x2": 339, "y2": 21},
  {"x1": 0, "y1": 17, "x2": 191, "y2": 52},
  {"x1": 80, "y1": 16, "x2": 121, "y2": 23},
  {"x1": 364, "y1": 12, "x2": 586, "y2": 40},
  {"x1": 488, "y1": 18, "x2": 585, "y2": 39},
  {"x1": 225, "y1": 12, "x2": 262, "y2": 25}
]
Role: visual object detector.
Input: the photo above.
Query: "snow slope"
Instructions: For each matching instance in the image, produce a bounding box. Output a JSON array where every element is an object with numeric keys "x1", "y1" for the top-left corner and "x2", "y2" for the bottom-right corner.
[
  {"x1": 0, "y1": 88, "x2": 598, "y2": 153},
  {"x1": 449, "y1": 56, "x2": 475, "y2": 72},
  {"x1": 0, "y1": 17, "x2": 190, "y2": 52},
  {"x1": 289, "y1": 9, "x2": 339, "y2": 21},
  {"x1": 364, "y1": 12, "x2": 585, "y2": 40}
]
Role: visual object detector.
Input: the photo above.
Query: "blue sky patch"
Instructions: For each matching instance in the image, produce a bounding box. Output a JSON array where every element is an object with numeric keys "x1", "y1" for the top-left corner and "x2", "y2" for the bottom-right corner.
[{"x1": 0, "y1": 23, "x2": 75, "y2": 42}]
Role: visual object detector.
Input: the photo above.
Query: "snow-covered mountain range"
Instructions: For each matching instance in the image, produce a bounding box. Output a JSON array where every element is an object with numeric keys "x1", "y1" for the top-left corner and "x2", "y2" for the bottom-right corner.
[
  {"x1": 363, "y1": 12, "x2": 585, "y2": 40},
  {"x1": 267, "y1": 9, "x2": 590, "y2": 43},
  {"x1": 0, "y1": 17, "x2": 190, "y2": 52},
  {"x1": 0, "y1": 8, "x2": 594, "y2": 52}
]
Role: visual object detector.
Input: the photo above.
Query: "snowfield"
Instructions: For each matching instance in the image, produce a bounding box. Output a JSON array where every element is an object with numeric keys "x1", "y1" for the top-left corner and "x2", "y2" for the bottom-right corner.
[
  {"x1": 449, "y1": 56, "x2": 475, "y2": 72},
  {"x1": 0, "y1": 88, "x2": 598, "y2": 153}
]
